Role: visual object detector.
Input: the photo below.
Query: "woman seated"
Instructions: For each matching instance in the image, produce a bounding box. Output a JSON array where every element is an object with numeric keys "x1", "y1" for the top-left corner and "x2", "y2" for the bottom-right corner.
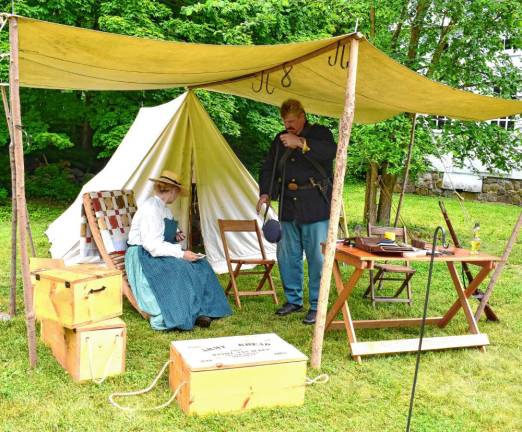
[{"x1": 125, "y1": 169, "x2": 231, "y2": 330}]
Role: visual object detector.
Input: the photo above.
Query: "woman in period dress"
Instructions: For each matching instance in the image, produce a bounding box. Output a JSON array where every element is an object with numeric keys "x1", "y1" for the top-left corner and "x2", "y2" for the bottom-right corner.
[{"x1": 125, "y1": 170, "x2": 231, "y2": 330}]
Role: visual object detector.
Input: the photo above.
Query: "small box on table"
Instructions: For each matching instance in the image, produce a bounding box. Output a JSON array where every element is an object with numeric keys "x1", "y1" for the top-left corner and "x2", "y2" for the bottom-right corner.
[
  {"x1": 41, "y1": 317, "x2": 126, "y2": 382},
  {"x1": 169, "y1": 333, "x2": 308, "y2": 415},
  {"x1": 33, "y1": 264, "x2": 122, "y2": 328}
]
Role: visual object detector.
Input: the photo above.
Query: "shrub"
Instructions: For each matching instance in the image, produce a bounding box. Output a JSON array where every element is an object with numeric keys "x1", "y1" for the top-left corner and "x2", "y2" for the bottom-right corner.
[
  {"x1": 25, "y1": 163, "x2": 80, "y2": 202},
  {"x1": 0, "y1": 186, "x2": 7, "y2": 204}
]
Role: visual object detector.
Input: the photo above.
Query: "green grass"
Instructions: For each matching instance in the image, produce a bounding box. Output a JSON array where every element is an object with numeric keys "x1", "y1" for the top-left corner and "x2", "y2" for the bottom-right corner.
[{"x1": 1, "y1": 185, "x2": 521, "y2": 432}]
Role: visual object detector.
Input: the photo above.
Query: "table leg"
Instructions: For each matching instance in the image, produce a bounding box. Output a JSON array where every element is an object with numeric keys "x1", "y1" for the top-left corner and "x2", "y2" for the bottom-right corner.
[
  {"x1": 329, "y1": 261, "x2": 364, "y2": 363},
  {"x1": 444, "y1": 262, "x2": 489, "y2": 353},
  {"x1": 438, "y1": 264, "x2": 493, "y2": 329}
]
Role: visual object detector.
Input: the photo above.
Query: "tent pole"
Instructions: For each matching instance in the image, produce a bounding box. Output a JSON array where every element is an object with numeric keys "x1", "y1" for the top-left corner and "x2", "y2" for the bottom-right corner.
[
  {"x1": 1, "y1": 86, "x2": 17, "y2": 317},
  {"x1": 393, "y1": 113, "x2": 417, "y2": 228},
  {"x1": 311, "y1": 34, "x2": 361, "y2": 369},
  {"x1": 25, "y1": 202, "x2": 36, "y2": 257},
  {"x1": 475, "y1": 210, "x2": 522, "y2": 321},
  {"x1": 9, "y1": 16, "x2": 38, "y2": 367},
  {"x1": 2, "y1": 86, "x2": 36, "y2": 261}
]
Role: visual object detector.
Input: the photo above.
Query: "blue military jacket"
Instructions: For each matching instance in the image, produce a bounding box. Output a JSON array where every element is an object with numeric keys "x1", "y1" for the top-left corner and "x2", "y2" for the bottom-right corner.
[{"x1": 259, "y1": 122, "x2": 336, "y2": 224}]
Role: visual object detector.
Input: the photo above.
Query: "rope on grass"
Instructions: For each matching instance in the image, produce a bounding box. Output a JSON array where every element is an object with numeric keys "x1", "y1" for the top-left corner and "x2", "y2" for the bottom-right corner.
[
  {"x1": 108, "y1": 359, "x2": 186, "y2": 412},
  {"x1": 305, "y1": 374, "x2": 330, "y2": 385}
]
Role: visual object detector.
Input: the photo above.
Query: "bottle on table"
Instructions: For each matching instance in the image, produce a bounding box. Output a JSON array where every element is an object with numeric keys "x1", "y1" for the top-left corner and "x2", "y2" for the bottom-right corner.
[{"x1": 470, "y1": 222, "x2": 481, "y2": 254}]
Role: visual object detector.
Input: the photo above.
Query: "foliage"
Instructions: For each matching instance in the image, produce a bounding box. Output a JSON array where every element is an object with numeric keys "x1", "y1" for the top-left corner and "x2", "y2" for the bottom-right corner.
[
  {"x1": 0, "y1": 186, "x2": 7, "y2": 203},
  {"x1": 25, "y1": 162, "x2": 81, "y2": 201}
]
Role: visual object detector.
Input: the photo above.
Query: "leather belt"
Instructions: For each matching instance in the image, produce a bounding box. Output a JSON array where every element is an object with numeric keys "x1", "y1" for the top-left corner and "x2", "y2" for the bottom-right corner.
[
  {"x1": 287, "y1": 182, "x2": 310, "y2": 191},
  {"x1": 287, "y1": 181, "x2": 323, "y2": 191}
]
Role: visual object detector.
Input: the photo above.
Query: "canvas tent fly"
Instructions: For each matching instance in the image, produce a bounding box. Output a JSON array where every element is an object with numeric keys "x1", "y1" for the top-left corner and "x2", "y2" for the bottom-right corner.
[{"x1": 46, "y1": 91, "x2": 277, "y2": 273}]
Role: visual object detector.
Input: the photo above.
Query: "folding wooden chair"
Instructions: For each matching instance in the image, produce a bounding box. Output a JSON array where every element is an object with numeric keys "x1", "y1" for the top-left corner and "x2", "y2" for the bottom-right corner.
[
  {"x1": 82, "y1": 190, "x2": 149, "y2": 319},
  {"x1": 363, "y1": 223, "x2": 416, "y2": 306},
  {"x1": 218, "y1": 219, "x2": 279, "y2": 309}
]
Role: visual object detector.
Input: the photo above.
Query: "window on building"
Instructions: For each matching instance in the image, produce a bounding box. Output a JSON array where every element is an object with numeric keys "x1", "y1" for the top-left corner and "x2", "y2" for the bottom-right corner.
[
  {"x1": 432, "y1": 116, "x2": 447, "y2": 129},
  {"x1": 491, "y1": 117, "x2": 516, "y2": 130}
]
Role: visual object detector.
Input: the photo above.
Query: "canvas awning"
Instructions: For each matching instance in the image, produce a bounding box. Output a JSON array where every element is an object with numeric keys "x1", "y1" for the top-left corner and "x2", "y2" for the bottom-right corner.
[{"x1": 16, "y1": 16, "x2": 522, "y2": 123}]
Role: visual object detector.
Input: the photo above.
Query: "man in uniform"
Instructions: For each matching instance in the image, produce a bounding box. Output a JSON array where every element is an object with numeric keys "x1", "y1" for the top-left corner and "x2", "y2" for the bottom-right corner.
[{"x1": 256, "y1": 99, "x2": 336, "y2": 324}]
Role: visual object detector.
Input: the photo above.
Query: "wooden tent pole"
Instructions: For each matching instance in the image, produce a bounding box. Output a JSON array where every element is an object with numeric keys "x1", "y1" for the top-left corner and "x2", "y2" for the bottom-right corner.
[
  {"x1": 9, "y1": 16, "x2": 37, "y2": 367},
  {"x1": 394, "y1": 113, "x2": 417, "y2": 228},
  {"x1": 1, "y1": 86, "x2": 17, "y2": 317},
  {"x1": 25, "y1": 202, "x2": 36, "y2": 257},
  {"x1": 475, "y1": 210, "x2": 522, "y2": 321},
  {"x1": 311, "y1": 35, "x2": 361, "y2": 369},
  {"x1": 1, "y1": 87, "x2": 36, "y2": 259}
]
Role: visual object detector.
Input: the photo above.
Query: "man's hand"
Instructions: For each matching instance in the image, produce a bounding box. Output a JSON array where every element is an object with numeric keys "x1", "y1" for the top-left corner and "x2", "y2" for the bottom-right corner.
[
  {"x1": 183, "y1": 250, "x2": 199, "y2": 261},
  {"x1": 280, "y1": 133, "x2": 304, "y2": 149},
  {"x1": 256, "y1": 194, "x2": 270, "y2": 213},
  {"x1": 176, "y1": 230, "x2": 186, "y2": 242}
]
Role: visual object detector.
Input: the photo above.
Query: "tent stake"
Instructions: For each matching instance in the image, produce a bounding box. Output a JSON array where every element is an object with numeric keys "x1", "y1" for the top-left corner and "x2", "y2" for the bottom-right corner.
[
  {"x1": 9, "y1": 15, "x2": 37, "y2": 367},
  {"x1": 475, "y1": 210, "x2": 522, "y2": 321},
  {"x1": 311, "y1": 34, "x2": 361, "y2": 369},
  {"x1": 394, "y1": 113, "x2": 417, "y2": 228}
]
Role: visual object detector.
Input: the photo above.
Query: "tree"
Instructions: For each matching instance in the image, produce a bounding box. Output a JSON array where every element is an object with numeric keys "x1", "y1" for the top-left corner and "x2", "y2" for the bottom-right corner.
[{"x1": 352, "y1": 0, "x2": 522, "y2": 225}]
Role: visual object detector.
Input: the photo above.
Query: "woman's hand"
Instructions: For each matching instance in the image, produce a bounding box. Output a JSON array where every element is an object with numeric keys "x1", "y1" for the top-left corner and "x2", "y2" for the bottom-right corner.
[
  {"x1": 183, "y1": 250, "x2": 199, "y2": 261},
  {"x1": 176, "y1": 230, "x2": 186, "y2": 242}
]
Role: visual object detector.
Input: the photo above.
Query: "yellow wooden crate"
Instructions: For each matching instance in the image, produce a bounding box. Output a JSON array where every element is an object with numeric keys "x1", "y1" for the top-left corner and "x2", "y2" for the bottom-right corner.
[
  {"x1": 33, "y1": 264, "x2": 122, "y2": 328},
  {"x1": 41, "y1": 317, "x2": 126, "y2": 382},
  {"x1": 169, "y1": 333, "x2": 308, "y2": 415}
]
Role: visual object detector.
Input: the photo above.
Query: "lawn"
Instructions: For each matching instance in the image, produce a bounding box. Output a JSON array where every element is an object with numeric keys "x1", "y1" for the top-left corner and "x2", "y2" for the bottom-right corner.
[{"x1": 0, "y1": 184, "x2": 521, "y2": 432}]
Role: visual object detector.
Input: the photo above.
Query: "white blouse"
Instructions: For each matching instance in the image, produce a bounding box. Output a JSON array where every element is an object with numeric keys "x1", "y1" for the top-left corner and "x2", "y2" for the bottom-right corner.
[{"x1": 127, "y1": 195, "x2": 184, "y2": 258}]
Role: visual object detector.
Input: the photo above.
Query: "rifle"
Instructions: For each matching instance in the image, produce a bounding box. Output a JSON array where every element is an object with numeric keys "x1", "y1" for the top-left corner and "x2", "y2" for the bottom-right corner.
[{"x1": 438, "y1": 201, "x2": 498, "y2": 321}]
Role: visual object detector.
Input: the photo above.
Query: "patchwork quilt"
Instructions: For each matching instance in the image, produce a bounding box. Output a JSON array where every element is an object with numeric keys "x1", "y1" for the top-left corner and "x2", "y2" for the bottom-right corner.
[{"x1": 80, "y1": 190, "x2": 137, "y2": 258}]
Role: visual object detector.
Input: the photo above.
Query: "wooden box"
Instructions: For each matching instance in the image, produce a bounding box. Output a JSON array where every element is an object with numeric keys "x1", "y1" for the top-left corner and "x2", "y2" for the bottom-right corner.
[
  {"x1": 34, "y1": 264, "x2": 122, "y2": 328},
  {"x1": 41, "y1": 317, "x2": 126, "y2": 382},
  {"x1": 169, "y1": 333, "x2": 308, "y2": 415}
]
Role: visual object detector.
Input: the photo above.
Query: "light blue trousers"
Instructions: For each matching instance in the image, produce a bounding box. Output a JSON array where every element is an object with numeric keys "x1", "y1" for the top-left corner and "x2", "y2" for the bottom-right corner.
[{"x1": 276, "y1": 219, "x2": 329, "y2": 311}]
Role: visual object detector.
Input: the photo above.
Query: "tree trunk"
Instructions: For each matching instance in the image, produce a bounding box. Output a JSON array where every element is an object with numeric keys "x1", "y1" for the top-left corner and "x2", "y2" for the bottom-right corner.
[
  {"x1": 364, "y1": 162, "x2": 378, "y2": 224},
  {"x1": 377, "y1": 171, "x2": 397, "y2": 225},
  {"x1": 80, "y1": 120, "x2": 93, "y2": 150},
  {"x1": 426, "y1": 17, "x2": 454, "y2": 78},
  {"x1": 391, "y1": 0, "x2": 409, "y2": 52},
  {"x1": 406, "y1": 0, "x2": 431, "y2": 67},
  {"x1": 369, "y1": 5, "x2": 376, "y2": 41}
]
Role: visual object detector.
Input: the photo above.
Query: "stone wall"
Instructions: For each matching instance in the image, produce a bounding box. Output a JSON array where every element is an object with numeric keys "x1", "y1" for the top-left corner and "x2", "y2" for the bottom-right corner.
[
  {"x1": 396, "y1": 172, "x2": 522, "y2": 206},
  {"x1": 479, "y1": 177, "x2": 522, "y2": 205}
]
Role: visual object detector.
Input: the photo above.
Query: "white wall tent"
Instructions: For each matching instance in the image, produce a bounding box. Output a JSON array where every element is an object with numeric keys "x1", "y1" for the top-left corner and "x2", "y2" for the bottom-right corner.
[{"x1": 45, "y1": 91, "x2": 276, "y2": 273}]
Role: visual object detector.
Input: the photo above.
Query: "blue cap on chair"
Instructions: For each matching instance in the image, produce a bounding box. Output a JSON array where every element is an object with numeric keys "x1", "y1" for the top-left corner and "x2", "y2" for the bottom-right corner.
[{"x1": 262, "y1": 219, "x2": 282, "y2": 243}]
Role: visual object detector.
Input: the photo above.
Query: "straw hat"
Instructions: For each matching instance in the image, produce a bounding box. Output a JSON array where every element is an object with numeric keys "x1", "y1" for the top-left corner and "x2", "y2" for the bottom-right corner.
[{"x1": 149, "y1": 170, "x2": 188, "y2": 196}]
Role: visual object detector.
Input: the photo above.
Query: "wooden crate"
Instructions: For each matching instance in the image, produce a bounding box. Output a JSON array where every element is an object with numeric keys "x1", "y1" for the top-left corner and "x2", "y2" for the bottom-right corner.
[
  {"x1": 29, "y1": 257, "x2": 65, "y2": 273},
  {"x1": 169, "y1": 333, "x2": 308, "y2": 415},
  {"x1": 33, "y1": 264, "x2": 122, "y2": 328},
  {"x1": 41, "y1": 317, "x2": 126, "y2": 382}
]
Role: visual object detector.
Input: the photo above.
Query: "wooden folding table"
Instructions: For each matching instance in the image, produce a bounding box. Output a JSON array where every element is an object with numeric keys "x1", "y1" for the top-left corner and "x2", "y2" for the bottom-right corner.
[{"x1": 325, "y1": 244, "x2": 499, "y2": 363}]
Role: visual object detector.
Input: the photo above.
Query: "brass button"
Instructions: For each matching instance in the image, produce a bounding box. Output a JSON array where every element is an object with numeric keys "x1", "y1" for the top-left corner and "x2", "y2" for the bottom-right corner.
[
  {"x1": 293, "y1": 197, "x2": 297, "y2": 201},
  {"x1": 290, "y1": 158, "x2": 295, "y2": 162}
]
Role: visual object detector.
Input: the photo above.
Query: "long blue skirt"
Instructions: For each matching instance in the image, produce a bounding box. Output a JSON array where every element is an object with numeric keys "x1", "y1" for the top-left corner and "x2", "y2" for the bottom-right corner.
[{"x1": 125, "y1": 246, "x2": 231, "y2": 330}]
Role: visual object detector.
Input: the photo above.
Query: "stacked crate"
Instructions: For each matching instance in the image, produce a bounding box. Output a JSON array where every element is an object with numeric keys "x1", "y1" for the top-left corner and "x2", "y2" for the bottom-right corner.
[{"x1": 32, "y1": 259, "x2": 126, "y2": 383}]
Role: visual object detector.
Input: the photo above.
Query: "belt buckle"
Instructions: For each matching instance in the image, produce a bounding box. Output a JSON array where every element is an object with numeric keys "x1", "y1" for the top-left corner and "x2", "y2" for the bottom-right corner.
[{"x1": 288, "y1": 182, "x2": 298, "y2": 191}]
